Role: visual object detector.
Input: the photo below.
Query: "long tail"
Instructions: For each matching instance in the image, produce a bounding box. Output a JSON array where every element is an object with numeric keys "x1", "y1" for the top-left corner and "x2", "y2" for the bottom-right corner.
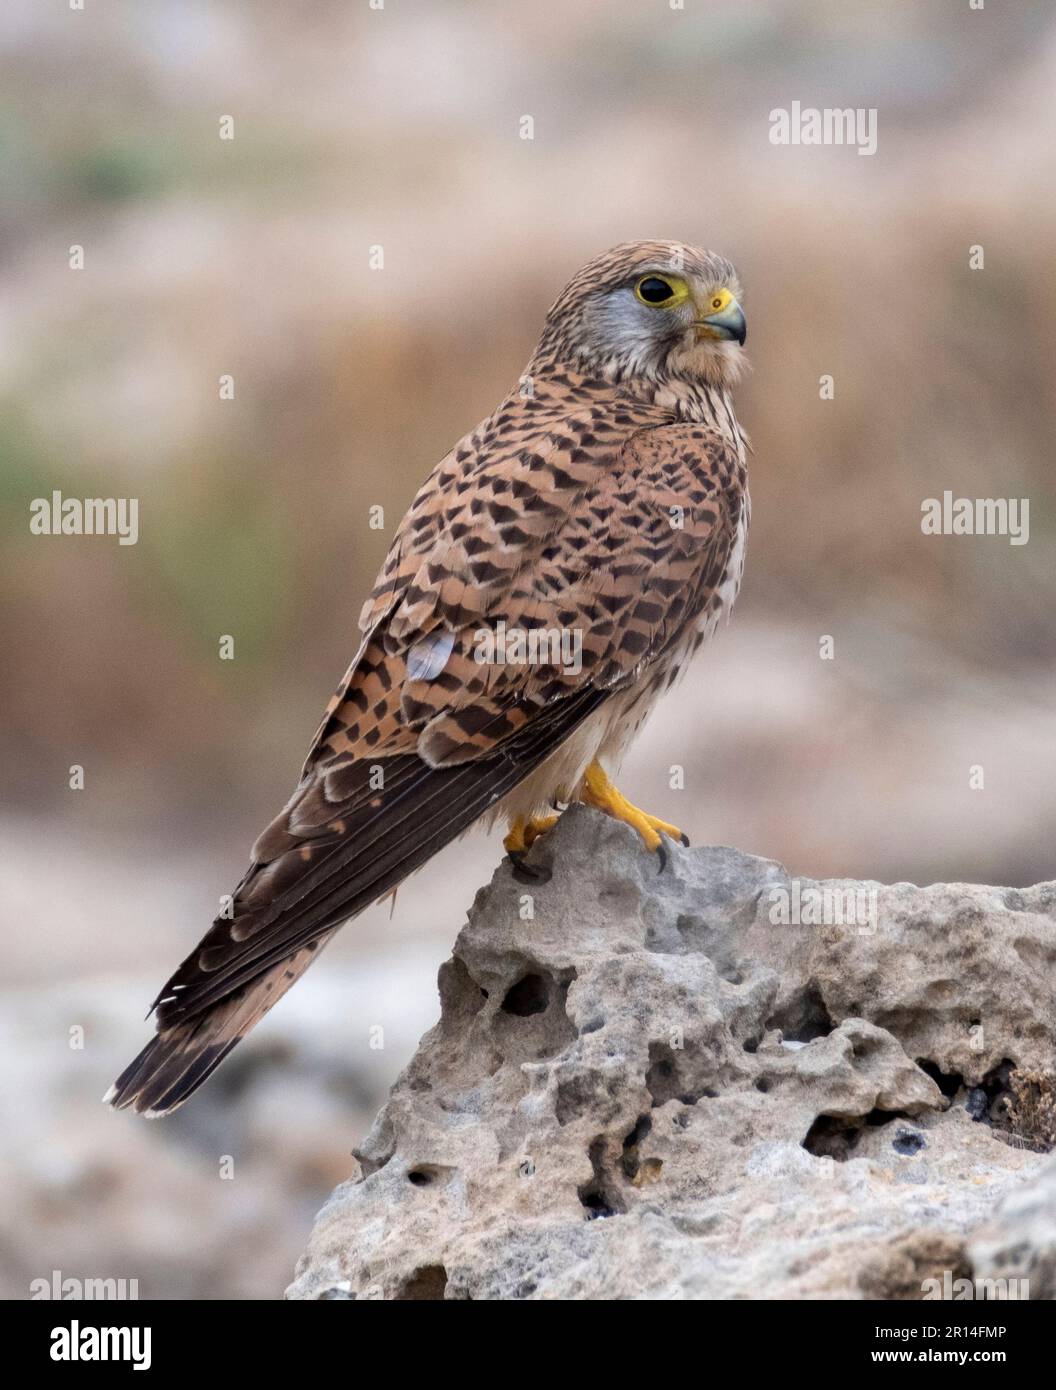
[
  {"x1": 107, "y1": 684, "x2": 609, "y2": 1117},
  {"x1": 105, "y1": 942, "x2": 326, "y2": 1116}
]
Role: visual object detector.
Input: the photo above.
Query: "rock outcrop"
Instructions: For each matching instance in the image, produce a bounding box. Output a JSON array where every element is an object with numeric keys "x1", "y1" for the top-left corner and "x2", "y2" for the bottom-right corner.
[{"x1": 287, "y1": 806, "x2": 1056, "y2": 1300}]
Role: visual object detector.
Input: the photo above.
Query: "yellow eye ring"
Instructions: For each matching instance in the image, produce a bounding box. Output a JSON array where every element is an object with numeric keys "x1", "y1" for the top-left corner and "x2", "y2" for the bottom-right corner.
[
  {"x1": 634, "y1": 274, "x2": 691, "y2": 309},
  {"x1": 708, "y1": 289, "x2": 733, "y2": 314}
]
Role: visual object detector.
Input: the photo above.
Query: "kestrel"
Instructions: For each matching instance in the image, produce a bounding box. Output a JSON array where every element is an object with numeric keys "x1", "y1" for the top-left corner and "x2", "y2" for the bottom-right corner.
[{"x1": 108, "y1": 239, "x2": 750, "y2": 1116}]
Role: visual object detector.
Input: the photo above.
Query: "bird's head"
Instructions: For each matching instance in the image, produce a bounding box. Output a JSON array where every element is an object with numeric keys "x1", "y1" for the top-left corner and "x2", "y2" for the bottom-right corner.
[{"x1": 533, "y1": 239, "x2": 748, "y2": 389}]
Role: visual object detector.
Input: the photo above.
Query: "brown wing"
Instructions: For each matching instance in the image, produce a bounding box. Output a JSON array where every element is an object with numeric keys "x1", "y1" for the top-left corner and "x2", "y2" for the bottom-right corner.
[{"x1": 109, "y1": 396, "x2": 745, "y2": 1114}]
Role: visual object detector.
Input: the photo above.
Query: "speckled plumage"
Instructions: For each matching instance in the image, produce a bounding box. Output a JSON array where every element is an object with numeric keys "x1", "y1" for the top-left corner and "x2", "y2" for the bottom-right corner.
[{"x1": 109, "y1": 240, "x2": 751, "y2": 1115}]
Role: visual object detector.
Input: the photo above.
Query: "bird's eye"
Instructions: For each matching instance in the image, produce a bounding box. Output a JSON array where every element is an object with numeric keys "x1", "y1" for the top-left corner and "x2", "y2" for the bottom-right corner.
[{"x1": 636, "y1": 271, "x2": 683, "y2": 304}]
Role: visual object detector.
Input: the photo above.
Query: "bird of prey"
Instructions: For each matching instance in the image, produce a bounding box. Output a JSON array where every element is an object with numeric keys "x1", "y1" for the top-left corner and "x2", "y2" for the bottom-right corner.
[{"x1": 107, "y1": 239, "x2": 750, "y2": 1116}]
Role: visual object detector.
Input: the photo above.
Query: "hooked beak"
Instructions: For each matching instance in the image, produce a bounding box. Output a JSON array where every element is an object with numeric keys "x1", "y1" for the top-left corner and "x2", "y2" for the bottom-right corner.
[{"x1": 695, "y1": 295, "x2": 747, "y2": 346}]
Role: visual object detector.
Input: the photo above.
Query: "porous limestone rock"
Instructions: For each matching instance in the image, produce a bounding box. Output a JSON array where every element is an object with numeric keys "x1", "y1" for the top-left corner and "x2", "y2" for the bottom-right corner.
[{"x1": 287, "y1": 806, "x2": 1056, "y2": 1300}]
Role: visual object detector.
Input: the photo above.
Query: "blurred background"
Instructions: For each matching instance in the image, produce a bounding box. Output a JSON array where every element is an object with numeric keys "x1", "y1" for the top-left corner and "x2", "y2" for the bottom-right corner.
[{"x1": 2, "y1": 0, "x2": 1054, "y2": 1299}]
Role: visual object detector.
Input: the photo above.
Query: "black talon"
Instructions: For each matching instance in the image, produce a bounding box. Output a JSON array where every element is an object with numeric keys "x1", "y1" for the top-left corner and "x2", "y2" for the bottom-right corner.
[
  {"x1": 679, "y1": 831, "x2": 691, "y2": 848},
  {"x1": 510, "y1": 853, "x2": 552, "y2": 885},
  {"x1": 656, "y1": 840, "x2": 669, "y2": 874}
]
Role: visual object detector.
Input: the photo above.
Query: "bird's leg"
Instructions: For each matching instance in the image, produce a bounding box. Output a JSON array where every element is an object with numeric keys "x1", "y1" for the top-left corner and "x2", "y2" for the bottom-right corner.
[
  {"x1": 524, "y1": 813, "x2": 559, "y2": 848},
  {"x1": 504, "y1": 812, "x2": 560, "y2": 885},
  {"x1": 503, "y1": 813, "x2": 560, "y2": 857},
  {"x1": 580, "y1": 760, "x2": 689, "y2": 859}
]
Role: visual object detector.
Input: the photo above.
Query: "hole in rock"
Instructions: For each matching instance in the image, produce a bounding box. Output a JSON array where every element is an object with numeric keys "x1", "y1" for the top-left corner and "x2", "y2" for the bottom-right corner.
[
  {"x1": 502, "y1": 973, "x2": 550, "y2": 1016},
  {"x1": 579, "y1": 1190, "x2": 616, "y2": 1219},
  {"x1": 578, "y1": 1138, "x2": 625, "y2": 1219},
  {"x1": 916, "y1": 1058, "x2": 964, "y2": 1099},
  {"x1": 980, "y1": 1058, "x2": 1017, "y2": 1104},
  {"x1": 766, "y1": 981, "x2": 835, "y2": 1044},
  {"x1": 802, "y1": 1108, "x2": 907, "y2": 1161},
  {"x1": 646, "y1": 1042, "x2": 682, "y2": 1107},
  {"x1": 620, "y1": 1114, "x2": 652, "y2": 1181},
  {"x1": 396, "y1": 1265, "x2": 448, "y2": 1300},
  {"x1": 985, "y1": 1062, "x2": 1056, "y2": 1152},
  {"x1": 556, "y1": 1075, "x2": 595, "y2": 1125},
  {"x1": 405, "y1": 1163, "x2": 455, "y2": 1188},
  {"x1": 960, "y1": 1058, "x2": 1018, "y2": 1129}
]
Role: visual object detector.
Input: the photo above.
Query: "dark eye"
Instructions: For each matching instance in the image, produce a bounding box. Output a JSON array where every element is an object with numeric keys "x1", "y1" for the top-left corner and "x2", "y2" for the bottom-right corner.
[{"x1": 636, "y1": 276, "x2": 675, "y2": 304}]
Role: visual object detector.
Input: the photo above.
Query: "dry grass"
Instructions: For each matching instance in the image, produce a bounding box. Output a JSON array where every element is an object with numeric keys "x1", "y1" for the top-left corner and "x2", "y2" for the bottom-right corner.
[{"x1": 994, "y1": 1070, "x2": 1056, "y2": 1153}]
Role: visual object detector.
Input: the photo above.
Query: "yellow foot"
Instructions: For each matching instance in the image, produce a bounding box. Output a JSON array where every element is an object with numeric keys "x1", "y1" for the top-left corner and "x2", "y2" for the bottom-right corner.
[
  {"x1": 581, "y1": 761, "x2": 689, "y2": 860},
  {"x1": 503, "y1": 813, "x2": 560, "y2": 857}
]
